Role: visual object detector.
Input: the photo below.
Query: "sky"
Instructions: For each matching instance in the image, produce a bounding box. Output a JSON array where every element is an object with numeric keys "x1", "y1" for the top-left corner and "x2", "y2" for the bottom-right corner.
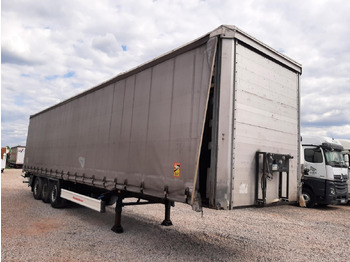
[{"x1": 1, "y1": 0, "x2": 350, "y2": 147}]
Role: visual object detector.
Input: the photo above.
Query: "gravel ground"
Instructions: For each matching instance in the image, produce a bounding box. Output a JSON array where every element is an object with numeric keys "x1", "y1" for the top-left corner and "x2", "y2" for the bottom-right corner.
[{"x1": 2, "y1": 169, "x2": 350, "y2": 262}]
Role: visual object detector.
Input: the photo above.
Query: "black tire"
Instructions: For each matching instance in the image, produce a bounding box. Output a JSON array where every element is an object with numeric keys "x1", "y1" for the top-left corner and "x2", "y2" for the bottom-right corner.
[
  {"x1": 33, "y1": 177, "x2": 43, "y2": 200},
  {"x1": 41, "y1": 180, "x2": 50, "y2": 203},
  {"x1": 49, "y1": 181, "x2": 66, "y2": 208},
  {"x1": 302, "y1": 188, "x2": 315, "y2": 208},
  {"x1": 318, "y1": 204, "x2": 329, "y2": 208}
]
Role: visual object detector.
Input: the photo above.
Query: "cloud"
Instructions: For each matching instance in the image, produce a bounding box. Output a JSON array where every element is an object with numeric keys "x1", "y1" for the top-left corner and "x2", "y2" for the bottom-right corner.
[
  {"x1": 92, "y1": 33, "x2": 120, "y2": 55},
  {"x1": 2, "y1": 0, "x2": 350, "y2": 148},
  {"x1": 1, "y1": 48, "x2": 37, "y2": 65},
  {"x1": 302, "y1": 125, "x2": 350, "y2": 140}
]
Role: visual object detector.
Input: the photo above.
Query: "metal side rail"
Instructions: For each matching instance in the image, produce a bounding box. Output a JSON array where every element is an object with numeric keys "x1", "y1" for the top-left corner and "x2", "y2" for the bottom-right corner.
[{"x1": 60, "y1": 189, "x2": 106, "y2": 213}]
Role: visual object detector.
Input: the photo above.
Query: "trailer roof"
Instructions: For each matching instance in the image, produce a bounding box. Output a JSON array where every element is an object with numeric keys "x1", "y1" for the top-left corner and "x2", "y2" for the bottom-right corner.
[
  {"x1": 31, "y1": 25, "x2": 302, "y2": 119},
  {"x1": 212, "y1": 25, "x2": 302, "y2": 73}
]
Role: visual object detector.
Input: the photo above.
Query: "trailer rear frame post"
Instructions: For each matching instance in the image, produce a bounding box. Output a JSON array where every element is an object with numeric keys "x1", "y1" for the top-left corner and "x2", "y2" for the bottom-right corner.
[
  {"x1": 161, "y1": 199, "x2": 173, "y2": 226},
  {"x1": 111, "y1": 195, "x2": 124, "y2": 234},
  {"x1": 279, "y1": 171, "x2": 289, "y2": 200}
]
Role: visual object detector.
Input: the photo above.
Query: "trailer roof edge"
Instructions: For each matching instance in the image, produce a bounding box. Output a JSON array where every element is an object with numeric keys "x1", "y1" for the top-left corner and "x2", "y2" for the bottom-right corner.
[{"x1": 211, "y1": 25, "x2": 302, "y2": 74}]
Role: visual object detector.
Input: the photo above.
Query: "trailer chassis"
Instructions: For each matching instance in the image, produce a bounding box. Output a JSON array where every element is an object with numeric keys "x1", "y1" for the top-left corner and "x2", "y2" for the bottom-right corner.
[{"x1": 24, "y1": 172, "x2": 174, "y2": 233}]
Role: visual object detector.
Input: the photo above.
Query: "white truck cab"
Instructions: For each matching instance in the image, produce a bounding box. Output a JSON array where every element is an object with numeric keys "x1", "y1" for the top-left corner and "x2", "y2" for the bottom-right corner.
[{"x1": 301, "y1": 135, "x2": 348, "y2": 207}]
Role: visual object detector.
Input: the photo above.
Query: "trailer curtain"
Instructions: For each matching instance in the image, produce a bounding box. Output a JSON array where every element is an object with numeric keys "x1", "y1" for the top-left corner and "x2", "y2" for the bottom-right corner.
[{"x1": 25, "y1": 37, "x2": 217, "y2": 203}]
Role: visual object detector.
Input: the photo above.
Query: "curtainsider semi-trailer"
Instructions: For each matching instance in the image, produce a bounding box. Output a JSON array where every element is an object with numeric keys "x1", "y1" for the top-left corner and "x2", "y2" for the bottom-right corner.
[{"x1": 23, "y1": 25, "x2": 302, "y2": 233}]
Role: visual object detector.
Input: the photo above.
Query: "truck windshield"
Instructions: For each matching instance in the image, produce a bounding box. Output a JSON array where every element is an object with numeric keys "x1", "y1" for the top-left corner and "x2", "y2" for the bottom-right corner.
[{"x1": 324, "y1": 150, "x2": 346, "y2": 167}]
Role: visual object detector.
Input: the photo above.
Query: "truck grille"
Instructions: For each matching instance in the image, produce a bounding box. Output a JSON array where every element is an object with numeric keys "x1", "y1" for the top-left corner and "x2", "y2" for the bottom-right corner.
[
  {"x1": 334, "y1": 174, "x2": 348, "y2": 181},
  {"x1": 333, "y1": 178, "x2": 348, "y2": 194}
]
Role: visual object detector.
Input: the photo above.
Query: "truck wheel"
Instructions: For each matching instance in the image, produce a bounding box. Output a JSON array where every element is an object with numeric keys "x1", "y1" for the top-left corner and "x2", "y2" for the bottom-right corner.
[
  {"x1": 49, "y1": 181, "x2": 66, "y2": 208},
  {"x1": 33, "y1": 177, "x2": 43, "y2": 200},
  {"x1": 302, "y1": 188, "x2": 315, "y2": 208},
  {"x1": 41, "y1": 180, "x2": 50, "y2": 203}
]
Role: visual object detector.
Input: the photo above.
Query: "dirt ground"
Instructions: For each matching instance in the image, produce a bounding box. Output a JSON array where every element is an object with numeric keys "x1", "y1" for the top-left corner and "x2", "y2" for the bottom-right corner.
[{"x1": 2, "y1": 169, "x2": 350, "y2": 261}]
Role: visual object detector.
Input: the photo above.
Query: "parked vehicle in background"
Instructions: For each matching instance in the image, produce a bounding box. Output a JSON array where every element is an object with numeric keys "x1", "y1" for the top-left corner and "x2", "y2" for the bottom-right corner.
[
  {"x1": 301, "y1": 136, "x2": 348, "y2": 207},
  {"x1": 338, "y1": 139, "x2": 350, "y2": 200},
  {"x1": 1, "y1": 147, "x2": 7, "y2": 172},
  {"x1": 8, "y1": 146, "x2": 26, "y2": 168}
]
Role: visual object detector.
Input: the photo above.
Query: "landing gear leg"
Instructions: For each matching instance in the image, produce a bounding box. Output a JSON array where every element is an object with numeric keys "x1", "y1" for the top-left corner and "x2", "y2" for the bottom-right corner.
[
  {"x1": 161, "y1": 200, "x2": 173, "y2": 226},
  {"x1": 111, "y1": 196, "x2": 124, "y2": 233}
]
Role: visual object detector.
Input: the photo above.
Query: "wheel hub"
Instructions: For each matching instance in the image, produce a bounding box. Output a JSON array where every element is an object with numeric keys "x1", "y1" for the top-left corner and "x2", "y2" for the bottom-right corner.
[{"x1": 302, "y1": 193, "x2": 310, "y2": 204}]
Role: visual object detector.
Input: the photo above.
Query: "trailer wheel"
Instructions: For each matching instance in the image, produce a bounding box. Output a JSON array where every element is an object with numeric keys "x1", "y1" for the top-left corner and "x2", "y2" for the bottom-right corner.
[
  {"x1": 33, "y1": 177, "x2": 43, "y2": 200},
  {"x1": 41, "y1": 180, "x2": 50, "y2": 203},
  {"x1": 302, "y1": 188, "x2": 315, "y2": 208},
  {"x1": 49, "y1": 181, "x2": 66, "y2": 208}
]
